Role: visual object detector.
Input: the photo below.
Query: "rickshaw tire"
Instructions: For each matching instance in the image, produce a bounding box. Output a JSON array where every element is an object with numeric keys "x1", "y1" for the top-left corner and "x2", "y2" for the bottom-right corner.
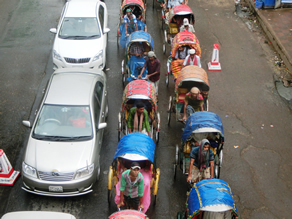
[
  {"x1": 163, "y1": 43, "x2": 166, "y2": 54},
  {"x1": 174, "y1": 164, "x2": 177, "y2": 180},
  {"x1": 108, "y1": 189, "x2": 112, "y2": 205},
  {"x1": 155, "y1": 131, "x2": 159, "y2": 144},
  {"x1": 153, "y1": 195, "x2": 157, "y2": 206}
]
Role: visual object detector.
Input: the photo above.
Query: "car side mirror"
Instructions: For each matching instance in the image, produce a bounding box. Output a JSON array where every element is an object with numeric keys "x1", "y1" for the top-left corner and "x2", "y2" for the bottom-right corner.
[
  {"x1": 104, "y1": 28, "x2": 110, "y2": 34},
  {"x1": 98, "y1": 123, "x2": 107, "y2": 130},
  {"x1": 50, "y1": 28, "x2": 57, "y2": 34},
  {"x1": 22, "y1": 120, "x2": 31, "y2": 128}
]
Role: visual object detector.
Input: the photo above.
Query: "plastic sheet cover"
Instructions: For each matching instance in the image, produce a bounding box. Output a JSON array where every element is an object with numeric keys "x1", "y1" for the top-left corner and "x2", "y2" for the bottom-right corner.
[
  {"x1": 113, "y1": 133, "x2": 156, "y2": 163},
  {"x1": 188, "y1": 179, "x2": 238, "y2": 216},
  {"x1": 182, "y1": 112, "x2": 224, "y2": 143}
]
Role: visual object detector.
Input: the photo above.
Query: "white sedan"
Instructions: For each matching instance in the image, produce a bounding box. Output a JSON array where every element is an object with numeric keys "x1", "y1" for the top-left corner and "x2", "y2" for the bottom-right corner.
[{"x1": 50, "y1": 0, "x2": 110, "y2": 70}]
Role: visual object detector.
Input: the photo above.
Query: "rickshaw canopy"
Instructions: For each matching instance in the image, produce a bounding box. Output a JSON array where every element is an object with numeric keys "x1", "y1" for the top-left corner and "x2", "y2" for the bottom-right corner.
[
  {"x1": 121, "y1": 0, "x2": 145, "y2": 15},
  {"x1": 113, "y1": 133, "x2": 156, "y2": 163},
  {"x1": 171, "y1": 31, "x2": 201, "y2": 57},
  {"x1": 125, "y1": 31, "x2": 154, "y2": 52},
  {"x1": 175, "y1": 66, "x2": 209, "y2": 93},
  {"x1": 121, "y1": 80, "x2": 157, "y2": 112},
  {"x1": 188, "y1": 179, "x2": 239, "y2": 217},
  {"x1": 182, "y1": 112, "x2": 224, "y2": 143},
  {"x1": 169, "y1": 4, "x2": 195, "y2": 24},
  {"x1": 109, "y1": 209, "x2": 147, "y2": 219}
]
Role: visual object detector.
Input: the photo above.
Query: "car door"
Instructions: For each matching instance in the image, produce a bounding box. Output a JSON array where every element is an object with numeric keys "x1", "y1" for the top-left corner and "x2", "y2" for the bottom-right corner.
[
  {"x1": 92, "y1": 79, "x2": 105, "y2": 168},
  {"x1": 98, "y1": 3, "x2": 107, "y2": 66}
]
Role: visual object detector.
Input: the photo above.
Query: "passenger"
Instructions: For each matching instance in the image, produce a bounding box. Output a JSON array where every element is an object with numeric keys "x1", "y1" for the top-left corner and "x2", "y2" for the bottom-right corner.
[
  {"x1": 127, "y1": 101, "x2": 151, "y2": 137},
  {"x1": 180, "y1": 87, "x2": 204, "y2": 122},
  {"x1": 128, "y1": 5, "x2": 142, "y2": 20},
  {"x1": 124, "y1": 9, "x2": 138, "y2": 36},
  {"x1": 128, "y1": 42, "x2": 145, "y2": 58},
  {"x1": 180, "y1": 18, "x2": 195, "y2": 33},
  {"x1": 182, "y1": 49, "x2": 201, "y2": 68},
  {"x1": 117, "y1": 162, "x2": 144, "y2": 211},
  {"x1": 187, "y1": 139, "x2": 214, "y2": 183},
  {"x1": 139, "y1": 51, "x2": 161, "y2": 95},
  {"x1": 203, "y1": 211, "x2": 232, "y2": 219},
  {"x1": 165, "y1": 0, "x2": 184, "y2": 9},
  {"x1": 175, "y1": 46, "x2": 188, "y2": 60}
]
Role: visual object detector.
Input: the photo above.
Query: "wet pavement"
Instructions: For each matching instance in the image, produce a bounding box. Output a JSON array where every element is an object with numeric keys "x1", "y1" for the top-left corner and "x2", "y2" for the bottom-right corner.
[{"x1": 0, "y1": 0, "x2": 292, "y2": 218}]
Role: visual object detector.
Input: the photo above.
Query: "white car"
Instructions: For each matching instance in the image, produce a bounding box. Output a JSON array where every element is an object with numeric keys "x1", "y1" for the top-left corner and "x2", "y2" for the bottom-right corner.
[{"x1": 50, "y1": 0, "x2": 110, "y2": 70}]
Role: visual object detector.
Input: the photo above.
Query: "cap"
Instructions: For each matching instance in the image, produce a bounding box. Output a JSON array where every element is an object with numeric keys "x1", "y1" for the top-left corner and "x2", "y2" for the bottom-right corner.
[
  {"x1": 148, "y1": 51, "x2": 156, "y2": 58},
  {"x1": 131, "y1": 162, "x2": 141, "y2": 169},
  {"x1": 183, "y1": 18, "x2": 189, "y2": 26},
  {"x1": 189, "y1": 49, "x2": 196, "y2": 55},
  {"x1": 190, "y1": 87, "x2": 200, "y2": 94},
  {"x1": 126, "y1": 8, "x2": 132, "y2": 13}
]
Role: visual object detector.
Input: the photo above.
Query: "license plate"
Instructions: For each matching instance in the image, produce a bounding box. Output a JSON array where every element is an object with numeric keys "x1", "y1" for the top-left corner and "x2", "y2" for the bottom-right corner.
[
  {"x1": 49, "y1": 186, "x2": 63, "y2": 192},
  {"x1": 72, "y1": 65, "x2": 83, "y2": 68}
]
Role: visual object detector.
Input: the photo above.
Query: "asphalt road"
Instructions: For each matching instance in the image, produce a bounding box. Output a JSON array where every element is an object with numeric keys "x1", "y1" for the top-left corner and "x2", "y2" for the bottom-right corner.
[{"x1": 0, "y1": 0, "x2": 291, "y2": 218}]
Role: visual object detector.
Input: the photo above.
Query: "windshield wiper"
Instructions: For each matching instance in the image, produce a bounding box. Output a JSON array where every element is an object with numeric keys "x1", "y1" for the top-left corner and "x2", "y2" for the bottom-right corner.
[
  {"x1": 60, "y1": 35, "x2": 87, "y2": 39},
  {"x1": 33, "y1": 135, "x2": 91, "y2": 141},
  {"x1": 86, "y1": 34, "x2": 100, "y2": 38}
]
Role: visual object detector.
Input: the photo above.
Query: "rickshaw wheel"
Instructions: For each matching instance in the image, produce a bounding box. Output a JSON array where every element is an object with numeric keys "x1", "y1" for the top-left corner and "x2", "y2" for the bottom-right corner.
[
  {"x1": 163, "y1": 43, "x2": 166, "y2": 54},
  {"x1": 122, "y1": 69, "x2": 128, "y2": 88},
  {"x1": 108, "y1": 189, "x2": 112, "y2": 205},
  {"x1": 117, "y1": 33, "x2": 120, "y2": 50},
  {"x1": 118, "y1": 112, "x2": 122, "y2": 141},
  {"x1": 153, "y1": 195, "x2": 157, "y2": 206},
  {"x1": 167, "y1": 96, "x2": 172, "y2": 126},
  {"x1": 174, "y1": 144, "x2": 179, "y2": 179},
  {"x1": 165, "y1": 73, "x2": 169, "y2": 87},
  {"x1": 155, "y1": 131, "x2": 159, "y2": 144},
  {"x1": 152, "y1": 0, "x2": 155, "y2": 9}
]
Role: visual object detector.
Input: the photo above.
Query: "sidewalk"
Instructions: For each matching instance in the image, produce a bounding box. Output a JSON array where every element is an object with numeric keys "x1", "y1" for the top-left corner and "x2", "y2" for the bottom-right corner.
[{"x1": 245, "y1": 1, "x2": 292, "y2": 75}]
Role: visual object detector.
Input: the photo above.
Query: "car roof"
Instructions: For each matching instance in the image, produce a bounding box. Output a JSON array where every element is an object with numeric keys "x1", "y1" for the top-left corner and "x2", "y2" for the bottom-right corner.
[
  {"x1": 45, "y1": 69, "x2": 102, "y2": 106},
  {"x1": 65, "y1": 0, "x2": 100, "y2": 18}
]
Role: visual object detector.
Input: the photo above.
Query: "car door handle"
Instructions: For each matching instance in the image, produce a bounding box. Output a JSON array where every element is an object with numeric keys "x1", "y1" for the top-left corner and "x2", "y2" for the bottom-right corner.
[
  {"x1": 105, "y1": 90, "x2": 107, "y2": 96},
  {"x1": 102, "y1": 112, "x2": 104, "y2": 118}
]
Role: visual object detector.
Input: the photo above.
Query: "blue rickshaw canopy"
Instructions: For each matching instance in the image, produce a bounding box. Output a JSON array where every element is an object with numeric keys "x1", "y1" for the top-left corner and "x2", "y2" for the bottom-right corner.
[
  {"x1": 188, "y1": 179, "x2": 239, "y2": 217},
  {"x1": 113, "y1": 133, "x2": 156, "y2": 163},
  {"x1": 125, "y1": 31, "x2": 154, "y2": 50},
  {"x1": 182, "y1": 112, "x2": 224, "y2": 143}
]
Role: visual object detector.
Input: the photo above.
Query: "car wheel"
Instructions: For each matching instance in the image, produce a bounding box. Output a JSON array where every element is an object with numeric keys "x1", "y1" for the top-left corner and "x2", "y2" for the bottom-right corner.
[{"x1": 96, "y1": 166, "x2": 100, "y2": 182}]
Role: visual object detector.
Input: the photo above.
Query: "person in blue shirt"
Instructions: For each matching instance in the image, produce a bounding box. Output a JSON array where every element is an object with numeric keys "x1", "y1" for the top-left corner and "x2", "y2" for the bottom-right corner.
[{"x1": 187, "y1": 139, "x2": 214, "y2": 183}]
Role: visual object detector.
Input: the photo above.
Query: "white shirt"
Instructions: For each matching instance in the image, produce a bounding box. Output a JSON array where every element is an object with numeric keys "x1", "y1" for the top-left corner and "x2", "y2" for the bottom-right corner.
[
  {"x1": 180, "y1": 24, "x2": 196, "y2": 33},
  {"x1": 183, "y1": 54, "x2": 201, "y2": 67}
]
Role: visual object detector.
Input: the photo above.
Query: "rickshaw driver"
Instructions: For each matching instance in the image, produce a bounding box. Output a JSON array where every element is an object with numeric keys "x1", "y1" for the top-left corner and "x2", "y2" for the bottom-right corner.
[
  {"x1": 117, "y1": 162, "x2": 145, "y2": 211},
  {"x1": 187, "y1": 139, "x2": 214, "y2": 183},
  {"x1": 127, "y1": 102, "x2": 151, "y2": 137},
  {"x1": 182, "y1": 49, "x2": 201, "y2": 68},
  {"x1": 180, "y1": 18, "x2": 195, "y2": 33},
  {"x1": 180, "y1": 87, "x2": 204, "y2": 122},
  {"x1": 124, "y1": 9, "x2": 138, "y2": 36}
]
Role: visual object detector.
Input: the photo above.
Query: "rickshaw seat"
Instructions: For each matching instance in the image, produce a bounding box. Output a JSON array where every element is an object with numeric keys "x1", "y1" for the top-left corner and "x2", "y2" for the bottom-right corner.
[
  {"x1": 178, "y1": 93, "x2": 186, "y2": 103},
  {"x1": 177, "y1": 87, "x2": 188, "y2": 102},
  {"x1": 169, "y1": 23, "x2": 178, "y2": 34}
]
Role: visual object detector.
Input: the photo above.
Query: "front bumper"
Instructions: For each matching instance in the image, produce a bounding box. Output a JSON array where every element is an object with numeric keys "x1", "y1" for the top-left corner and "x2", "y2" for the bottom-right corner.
[
  {"x1": 53, "y1": 57, "x2": 104, "y2": 70},
  {"x1": 22, "y1": 172, "x2": 95, "y2": 197}
]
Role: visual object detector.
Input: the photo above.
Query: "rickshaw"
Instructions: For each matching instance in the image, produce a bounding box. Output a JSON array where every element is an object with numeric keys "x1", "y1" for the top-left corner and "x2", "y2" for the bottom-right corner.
[
  {"x1": 109, "y1": 209, "x2": 148, "y2": 219},
  {"x1": 108, "y1": 133, "x2": 160, "y2": 213},
  {"x1": 165, "y1": 30, "x2": 201, "y2": 86},
  {"x1": 174, "y1": 112, "x2": 224, "y2": 180},
  {"x1": 118, "y1": 80, "x2": 160, "y2": 143},
  {"x1": 118, "y1": 0, "x2": 147, "y2": 49},
  {"x1": 121, "y1": 31, "x2": 154, "y2": 87},
  {"x1": 177, "y1": 179, "x2": 239, "y2": 219},
  {"x1": 162, "y1": 4, "x2": 195, "y2": 54},
  {"x1": 167, "y1": 65, "x2": 209, "y2": 125}
]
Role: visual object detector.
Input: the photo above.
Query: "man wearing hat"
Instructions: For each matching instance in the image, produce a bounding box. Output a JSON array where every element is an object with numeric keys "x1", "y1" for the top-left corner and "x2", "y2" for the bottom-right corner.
[
  {"x1": 139, "y1": 51, "x2": 161, "y2": 95},
  {"x1": 182, "y1": 49, "x2": 201, "y2": 68},
  {"x1": 124, "y1": 8, "x2": 138, "y2": 35},
  {"x1": 180, "y1": 18, "x2": 195, "y2": 33},
  {"x1": 180, "y1": 87, "x2": 204, "y2": 122},
  {"x1": 117, "y1": 162, "x2": 144, "y2": 210}
]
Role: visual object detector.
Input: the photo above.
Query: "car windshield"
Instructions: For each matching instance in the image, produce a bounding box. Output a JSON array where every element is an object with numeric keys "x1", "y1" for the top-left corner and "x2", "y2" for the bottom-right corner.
[
  {"x1": 59, "y1": 17, "x2": 101, "y2": 39},
  {"x1": 32, "y1": 105, "x2": 93, "y2": 141}
]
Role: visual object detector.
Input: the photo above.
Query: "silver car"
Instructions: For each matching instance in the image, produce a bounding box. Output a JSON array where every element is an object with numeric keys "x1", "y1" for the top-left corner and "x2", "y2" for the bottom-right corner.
[{"x1": 22, "y1": 68, "x2": 108, "y2": 197}]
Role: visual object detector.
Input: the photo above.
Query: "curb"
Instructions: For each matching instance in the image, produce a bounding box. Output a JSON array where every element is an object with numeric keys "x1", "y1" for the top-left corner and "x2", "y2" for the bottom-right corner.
[{"x1": 244, "y1": 0, "x2": 292, "y2": 75}]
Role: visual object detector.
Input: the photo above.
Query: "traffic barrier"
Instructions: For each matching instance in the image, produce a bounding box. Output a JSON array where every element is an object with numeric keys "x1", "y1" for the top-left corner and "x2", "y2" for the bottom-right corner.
[
  {"x1": 208, "y1": 44, "x2": 222, "y2": 71},
  {"x1": 0, "y1": 149, "x2": 20, "y2": 186}
]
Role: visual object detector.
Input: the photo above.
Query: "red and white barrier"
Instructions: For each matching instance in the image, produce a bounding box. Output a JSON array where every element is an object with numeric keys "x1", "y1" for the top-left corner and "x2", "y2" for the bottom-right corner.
[
  {"x1": 0, "y1": 149, "x2": 20, "y2": 186},
  {"x1": 208, "y1": 44, "x2": 221, "y2": 71}
]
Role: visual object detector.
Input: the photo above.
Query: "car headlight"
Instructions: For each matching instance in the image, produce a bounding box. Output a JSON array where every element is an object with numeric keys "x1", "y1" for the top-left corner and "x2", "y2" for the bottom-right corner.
[
  {"x1": 22, "y1": 162, "x2": 37, "y2": 178},
  {"x1": 92, "y1": 50, "x2": 103, "y2": 62},
  {"x1": 75, "y1": 163, "x2": 94, "y2": 179},
  {"x1": 53, "y1": 50, "x2": 62, "y2": 61}
]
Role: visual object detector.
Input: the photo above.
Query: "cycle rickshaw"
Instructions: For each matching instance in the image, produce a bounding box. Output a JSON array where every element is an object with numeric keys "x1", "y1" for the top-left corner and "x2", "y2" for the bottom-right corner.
[
  {"x1": 121, "y1": 31, "x2": 154, "y2": 87},
  {"x1": 174, "y1": 112, "x2": 224, "y2": 179},
  {"x1": 118, "y1": 80, "x2": 160, "y2": 143},
  {"x1": 177, "y1": 179, "x2": 239, "y2": 219},
  {"x1": 165, "y1": 30, "x2": 201, "y2": 86},
  {"x1": 108, "y1": 133, "x2": 160, "y2": 213},
  {"x1": 118, "y1": 0, "x2": 147, "y2": 48},
  {"x1": 162, "y1": 4, "x2": 195, "y2": 54},
  {"x1": 109, "y1": 209, "x2": 148, "y2": 219},
  {"x1": 167, "y1": 65, "x2": 209, "y2": 125}
]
